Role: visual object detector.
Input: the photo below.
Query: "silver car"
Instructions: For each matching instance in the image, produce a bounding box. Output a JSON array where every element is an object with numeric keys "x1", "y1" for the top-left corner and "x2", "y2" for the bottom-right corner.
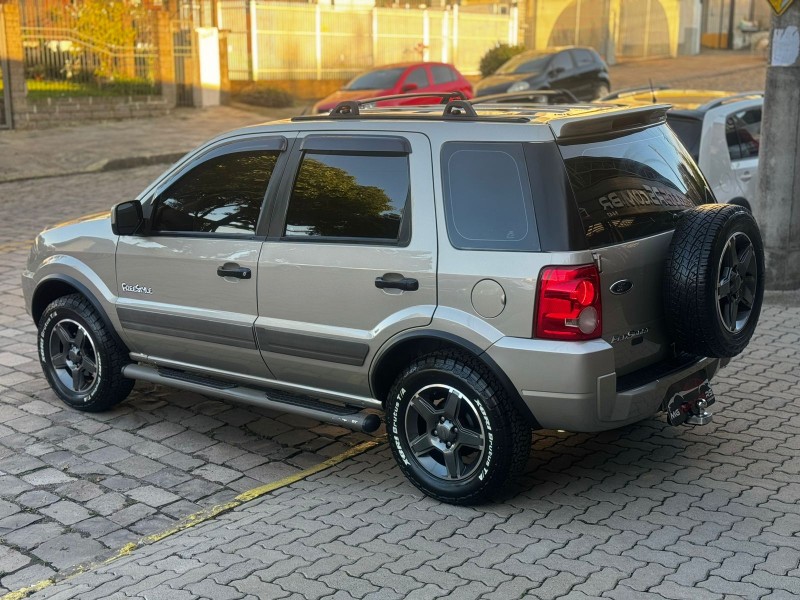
[
  {"x1": 22, "y1": 97, "x2": 766, "y2": 503},
  {"x1": 601, "y1": 88, "x2": 764, "y2": 211}
]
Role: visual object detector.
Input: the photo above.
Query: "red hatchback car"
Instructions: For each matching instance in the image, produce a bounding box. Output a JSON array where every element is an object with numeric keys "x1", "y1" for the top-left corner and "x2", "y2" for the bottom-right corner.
[{"x1": 312, "y1": 62, "x2": 473, "y2": 113}]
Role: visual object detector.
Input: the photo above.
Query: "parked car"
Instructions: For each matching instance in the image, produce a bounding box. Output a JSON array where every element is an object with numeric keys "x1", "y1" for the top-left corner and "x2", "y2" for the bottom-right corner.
[
  {"x1": 600, "y1": 88, "x2": 764, "y2": 211},
  {"x1": 474, "y1": 46, "x2": 610, "y2": 101},
  {"x1": 23, "y1": 95, "x2": 765, "y2": 504},
  {"x1": 312, "y1": 62, "x2": 473, "y2": 113}
]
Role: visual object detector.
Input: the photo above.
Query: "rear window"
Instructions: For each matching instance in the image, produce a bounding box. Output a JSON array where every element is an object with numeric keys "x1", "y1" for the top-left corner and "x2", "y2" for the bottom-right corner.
[
  {"x1": 441, "y1": 142, "x2": 539, "y2": 251},
  {"x1": 666, "y1": 115, "x2": 702, "y2": 162},
  {"x1": 559, "y1": 125, "x2": 711, "y2": 248}
]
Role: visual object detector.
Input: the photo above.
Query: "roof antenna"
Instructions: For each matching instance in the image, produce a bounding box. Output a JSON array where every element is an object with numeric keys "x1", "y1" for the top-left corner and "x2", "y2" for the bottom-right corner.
[{"x1": 649, "y1": 79, "x2": 657, "y2": 104}]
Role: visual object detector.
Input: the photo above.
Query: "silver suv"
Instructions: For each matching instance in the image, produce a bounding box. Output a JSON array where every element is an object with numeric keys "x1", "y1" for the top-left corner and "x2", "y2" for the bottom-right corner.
[{"x1": 22, "y1": 96, "x2": 766, "y2": 503}]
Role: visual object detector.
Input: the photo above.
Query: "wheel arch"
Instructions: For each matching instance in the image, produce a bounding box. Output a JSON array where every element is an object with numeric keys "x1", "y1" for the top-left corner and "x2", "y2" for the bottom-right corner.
[
  {"x1": 31, "y1": 275, "x2": 129, "y2": 351},
  {"x1": 727, "y1": 197, "x2": 752, "y2": 211},
  {"x1": 370, "y1": 330, "x2": 540, "y2": 428}
]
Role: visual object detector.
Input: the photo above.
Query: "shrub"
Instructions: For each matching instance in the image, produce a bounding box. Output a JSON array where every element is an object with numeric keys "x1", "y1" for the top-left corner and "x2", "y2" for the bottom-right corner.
[
  {"x1": 237, "y1": 84, "x2": 295, "y2": 108},
  {"x1": 479, "y1": 43, "x2": 526, "y2": 77}
]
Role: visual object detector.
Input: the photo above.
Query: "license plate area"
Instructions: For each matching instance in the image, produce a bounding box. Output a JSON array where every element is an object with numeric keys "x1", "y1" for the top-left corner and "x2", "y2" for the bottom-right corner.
[{"x1": 664, "y1": 371, "x2": 715, "y2": 426}]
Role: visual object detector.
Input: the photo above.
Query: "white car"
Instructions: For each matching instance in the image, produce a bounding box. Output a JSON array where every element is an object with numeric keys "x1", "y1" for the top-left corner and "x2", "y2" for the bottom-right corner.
[{"x1": 601, "y1": 88, "x2": 763, "y2": 211}]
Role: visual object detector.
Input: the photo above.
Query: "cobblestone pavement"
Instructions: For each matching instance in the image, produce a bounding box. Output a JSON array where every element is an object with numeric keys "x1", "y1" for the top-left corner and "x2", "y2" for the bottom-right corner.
[
  {"x1": 0, "y1": 168, "x2": 372, "y2": 594},
  {"x1": 20, "y1": 299, "x2": 800, "y2": 600}
]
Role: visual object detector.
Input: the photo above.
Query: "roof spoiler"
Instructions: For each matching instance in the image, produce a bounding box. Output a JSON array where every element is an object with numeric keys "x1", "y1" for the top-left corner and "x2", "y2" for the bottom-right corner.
[{"x1": 549, "y1": 104, "x2": 670, "y2": 141}]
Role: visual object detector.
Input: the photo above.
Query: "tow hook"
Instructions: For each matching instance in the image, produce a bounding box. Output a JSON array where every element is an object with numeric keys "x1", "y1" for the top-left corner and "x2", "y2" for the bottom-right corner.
[
  {"x1": 665, "y1": 377, "x2": 715, "y2": 426},
  {"x1": 685, "y1": 398, "x2": 712, "y2": 426}
]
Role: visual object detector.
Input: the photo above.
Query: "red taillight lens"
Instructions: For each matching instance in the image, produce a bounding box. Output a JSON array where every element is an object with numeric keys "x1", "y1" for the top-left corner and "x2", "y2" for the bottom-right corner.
[{"x1": 535, "y1": 264, "x2": 602, "y2": 341}]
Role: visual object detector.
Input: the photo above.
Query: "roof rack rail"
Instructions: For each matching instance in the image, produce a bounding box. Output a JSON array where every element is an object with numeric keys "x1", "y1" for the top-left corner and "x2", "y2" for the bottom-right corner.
[
  {"x1": 697, "y1": 91, "x2": 764, "y2": 112},
  {"x1": 472, "y1": 89, "x2": 579, "y2": 105},
  {"x1": 356, "y1": 90, "x2": 468, "y2": 106},
  {"x1": 600, "y1": 85, "x2": 670, "y2": 101},
  {"x1": 291, "y1": 94, "x2": 530, "y2": 123}
]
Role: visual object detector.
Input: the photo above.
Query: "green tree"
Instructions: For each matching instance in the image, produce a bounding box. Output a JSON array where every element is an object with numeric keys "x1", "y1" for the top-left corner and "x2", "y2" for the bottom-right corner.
[
  {"x1": 73, "y1": 0, "x2": 143, "y2": 79},
  {"x1": 479, "y1": 43, "x2": 526, "y2": 77}
]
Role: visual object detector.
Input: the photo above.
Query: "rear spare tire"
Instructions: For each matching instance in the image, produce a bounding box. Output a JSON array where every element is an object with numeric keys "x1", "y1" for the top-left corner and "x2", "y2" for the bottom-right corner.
[{"x1": 664, "y1": 204, "x2": 765, "y2": 358}]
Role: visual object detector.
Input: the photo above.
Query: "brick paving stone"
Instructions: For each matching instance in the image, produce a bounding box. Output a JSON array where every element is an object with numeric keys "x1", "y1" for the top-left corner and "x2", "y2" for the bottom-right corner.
[
  {"x1": 31, "y1": 533, "x2": 105, "y2": 570},
  {"x1": 21, "y1": 468, "x2": 75, "y2": 486},
  {"x1": 126, "y1": 486, "x2": 181, "y2": 508},
  {"x1": 0, "y1": 545, "x2": 31, "y2": 573},
  {"x1": 39, "y1": 500, "x2": 91, "y2": 525}
]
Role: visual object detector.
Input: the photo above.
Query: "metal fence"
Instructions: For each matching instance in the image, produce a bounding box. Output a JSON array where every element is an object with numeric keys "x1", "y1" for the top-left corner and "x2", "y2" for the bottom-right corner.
[
  {"x1": 19, "y1": 0, "x2": 160, "y2": 98},
  {"x1": 218, "y1": 0, "x2": 518, "y2": 81}
]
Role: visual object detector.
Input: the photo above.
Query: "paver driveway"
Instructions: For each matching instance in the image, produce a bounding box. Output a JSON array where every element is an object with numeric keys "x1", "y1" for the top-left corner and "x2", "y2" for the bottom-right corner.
[{"x1": 1, "y1": 167, "x2": 800, "y2": 600}]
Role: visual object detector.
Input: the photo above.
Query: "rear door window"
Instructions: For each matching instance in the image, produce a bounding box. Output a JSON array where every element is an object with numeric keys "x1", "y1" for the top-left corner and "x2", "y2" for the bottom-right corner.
[
  {"x1": 441, "y1": 142, "x2": 539, "y2": 251},
  {"x1": 431, "y1": 65, "x2": 457, "y2": 84},
  {"x1": 726, "y1": 108, "x2": 761, "y2": 160},
  {"x1": 559, "y1": 125, "x2": 711, "y2": 248},
  {"x1": 284, "y1": 150, "x2": 410, "y2": 244}
]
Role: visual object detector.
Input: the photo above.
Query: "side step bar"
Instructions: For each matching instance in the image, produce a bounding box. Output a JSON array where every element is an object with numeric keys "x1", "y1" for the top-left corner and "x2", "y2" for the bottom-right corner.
[{"x1": 122, "y1": 363, "x2": 382, "y2": 434}]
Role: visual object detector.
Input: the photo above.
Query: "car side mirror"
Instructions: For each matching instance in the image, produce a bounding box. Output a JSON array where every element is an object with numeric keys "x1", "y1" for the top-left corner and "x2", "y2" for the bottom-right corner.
[
  {"x1": 111, "y1": 200, "x2": 144, "y2": 236},
  {"x1": 548, "y1": 67, "x2": 565, "y2": 78},
  {"x1": 401, "y1": 83, "x2": 419, "y2": 93}
]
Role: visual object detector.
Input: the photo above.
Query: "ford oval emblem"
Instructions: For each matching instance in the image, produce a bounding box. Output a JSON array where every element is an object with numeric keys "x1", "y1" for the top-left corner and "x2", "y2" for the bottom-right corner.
[{"x1": 610, "y1": 280, "x2": 633, "y2": 295}]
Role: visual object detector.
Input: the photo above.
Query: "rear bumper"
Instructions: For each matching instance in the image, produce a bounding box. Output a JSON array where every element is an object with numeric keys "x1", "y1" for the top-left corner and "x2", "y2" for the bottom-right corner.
[{"x1": 485, "y1": 336, "x2": 723, "y2": 432}]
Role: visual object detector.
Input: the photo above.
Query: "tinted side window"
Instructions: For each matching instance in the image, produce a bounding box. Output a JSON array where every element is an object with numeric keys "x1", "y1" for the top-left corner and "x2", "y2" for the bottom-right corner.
[
  {"x1": 666, "y1": 115, "x2": 703, "y2": 162},
  {"x1": 152, "y1": 151, "x2": 277, "y2": 235},
  {"x1": 284, "y1": 152, "x2": 410, "y2": 243},
  {"x1": 572, "y1": 49, "x2": 595, "y2": 66},
  {"x1": 726, "y1": 108, "x2": 761, "y2": 160},
  {"x1": 560, "y1": 125, "x2": 711, "y2": 248},
  {"x1": 431, "y1": 65, "x2": 457, "y2": 84},
  {"x1": 405, "y1": 67, "x2": 429, "y2": 88},
  {"x1": 441, "y1": 142, "x2": 539, "y2": 251},
  {"x1": 550, "y1": 52, "x2": 573, "y2": 73}
]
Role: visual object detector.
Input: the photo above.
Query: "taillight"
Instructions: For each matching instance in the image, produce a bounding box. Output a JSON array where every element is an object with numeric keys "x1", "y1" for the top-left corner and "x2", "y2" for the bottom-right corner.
[{"x1": 535, "y1": 264, "x2": 602, "y2": 341}]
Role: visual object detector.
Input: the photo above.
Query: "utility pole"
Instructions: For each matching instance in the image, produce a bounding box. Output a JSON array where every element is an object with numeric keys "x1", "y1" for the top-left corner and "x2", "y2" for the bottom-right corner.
[{"x1": 756, "y1": 2, "x2": 800, "y2": 290}]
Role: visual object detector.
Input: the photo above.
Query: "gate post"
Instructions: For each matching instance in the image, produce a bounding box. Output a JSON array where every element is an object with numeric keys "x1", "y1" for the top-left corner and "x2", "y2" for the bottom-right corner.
[
  {"x1": 1, "y1": 1, "x2": 27, "y2": 128},
  {"x1": 156, "y1": 10, "x2": 177, "y2": 107}
]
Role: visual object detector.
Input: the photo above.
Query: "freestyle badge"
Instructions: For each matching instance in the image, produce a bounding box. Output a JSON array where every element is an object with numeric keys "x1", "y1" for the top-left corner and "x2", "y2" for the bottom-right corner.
[{"x1": 121, "y1": 283, "x2": 153, "y2": 295}]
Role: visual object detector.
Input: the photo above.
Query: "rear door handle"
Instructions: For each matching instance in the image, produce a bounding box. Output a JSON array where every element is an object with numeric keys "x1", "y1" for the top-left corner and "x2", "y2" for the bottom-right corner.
[
  {"x1": 217, "y1": 265, "x2": 251, "y2": 279},
  {"x1": 740, "y1": 171, "x2": 752, "y2": 182},
  {"x1": 375, "y1": 275, "x2": 419, "y2": 291}
]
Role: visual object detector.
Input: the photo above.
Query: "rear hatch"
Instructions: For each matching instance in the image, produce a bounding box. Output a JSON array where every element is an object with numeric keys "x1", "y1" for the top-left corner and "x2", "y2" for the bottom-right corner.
[{"x1": 556, "y1": 123, "x2": 713, "y2": 376}]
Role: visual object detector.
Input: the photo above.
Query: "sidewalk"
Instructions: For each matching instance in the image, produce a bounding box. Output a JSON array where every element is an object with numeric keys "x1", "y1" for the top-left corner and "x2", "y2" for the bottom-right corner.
[{"x1": 0, "y1": 105, "x2": 297, "y2": 184}]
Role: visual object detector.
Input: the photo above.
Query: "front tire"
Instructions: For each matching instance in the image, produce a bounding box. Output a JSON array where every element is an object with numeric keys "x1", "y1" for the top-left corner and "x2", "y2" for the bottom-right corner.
[
  {"x1": 38, "y1": 294, "x2": 134, "y2": 412},
  {"x1": 386, "y1": 351, "x2": 531, "y2": 504}
]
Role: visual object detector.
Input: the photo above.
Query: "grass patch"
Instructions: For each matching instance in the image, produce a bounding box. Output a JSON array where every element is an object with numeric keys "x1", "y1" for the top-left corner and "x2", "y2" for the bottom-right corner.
[{"x1": 24, "y1": 79, "x2": 159, "y2": 100}]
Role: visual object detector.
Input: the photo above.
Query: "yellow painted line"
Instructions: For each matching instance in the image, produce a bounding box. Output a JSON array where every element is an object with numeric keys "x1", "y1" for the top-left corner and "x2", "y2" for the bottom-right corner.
[{"x1": 0, "y1": 438, "x2": 384, "y2": 600}]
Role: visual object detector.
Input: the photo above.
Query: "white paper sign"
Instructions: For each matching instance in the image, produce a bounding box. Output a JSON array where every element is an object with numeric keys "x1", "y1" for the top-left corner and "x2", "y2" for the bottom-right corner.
[{"x1": 771, "y1": 25, "x2": 800, "y2": 66}]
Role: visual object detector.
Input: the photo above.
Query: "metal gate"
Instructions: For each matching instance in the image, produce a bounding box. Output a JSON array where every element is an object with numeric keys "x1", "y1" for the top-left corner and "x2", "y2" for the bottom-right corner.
[
  {"x1": 618, "y1": 0, "x2": 671, "y2": 59},
  {"x1": 547, "y1": 0, "x2": 609, "y2": 55},
  {"x1": 0, "y1": 9, "x2": 10, "y2": 129},
  {"x1": 172, "y1": 20, "x2": 196, "y2": 107}
]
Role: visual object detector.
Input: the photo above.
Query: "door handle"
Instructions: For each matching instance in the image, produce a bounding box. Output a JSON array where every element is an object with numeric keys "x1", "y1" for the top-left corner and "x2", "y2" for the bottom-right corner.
[
  {"x1": 740, "y1": 171, "x2": 752, "y2": 182},
  {"x1": 375, "y1": 275, "x2": 419, "y2": 291},
  {"x1": 217, "y1": 265, "x2": 251, "y2": 279}
]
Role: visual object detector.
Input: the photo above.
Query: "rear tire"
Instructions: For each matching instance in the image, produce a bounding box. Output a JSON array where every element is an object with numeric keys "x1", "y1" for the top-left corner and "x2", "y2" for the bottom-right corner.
[
  {"x1": 664, "y1": 204, "x2": 765, "y2": 358},
  {"x1": 386, "y1": 351, "x2": 531, "y2": 504},
  {"x1": 38, "y1": 294, "x2": 134, "y2": 412},
  {"x1": 594, "y1": 82, "x2": 610, "y2": 100}
]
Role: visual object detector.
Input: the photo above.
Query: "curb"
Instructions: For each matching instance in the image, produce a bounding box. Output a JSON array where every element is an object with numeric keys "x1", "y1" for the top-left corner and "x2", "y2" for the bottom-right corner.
[{"x1": 0, "y1": 152, "x2": 187, "y2": 185}]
